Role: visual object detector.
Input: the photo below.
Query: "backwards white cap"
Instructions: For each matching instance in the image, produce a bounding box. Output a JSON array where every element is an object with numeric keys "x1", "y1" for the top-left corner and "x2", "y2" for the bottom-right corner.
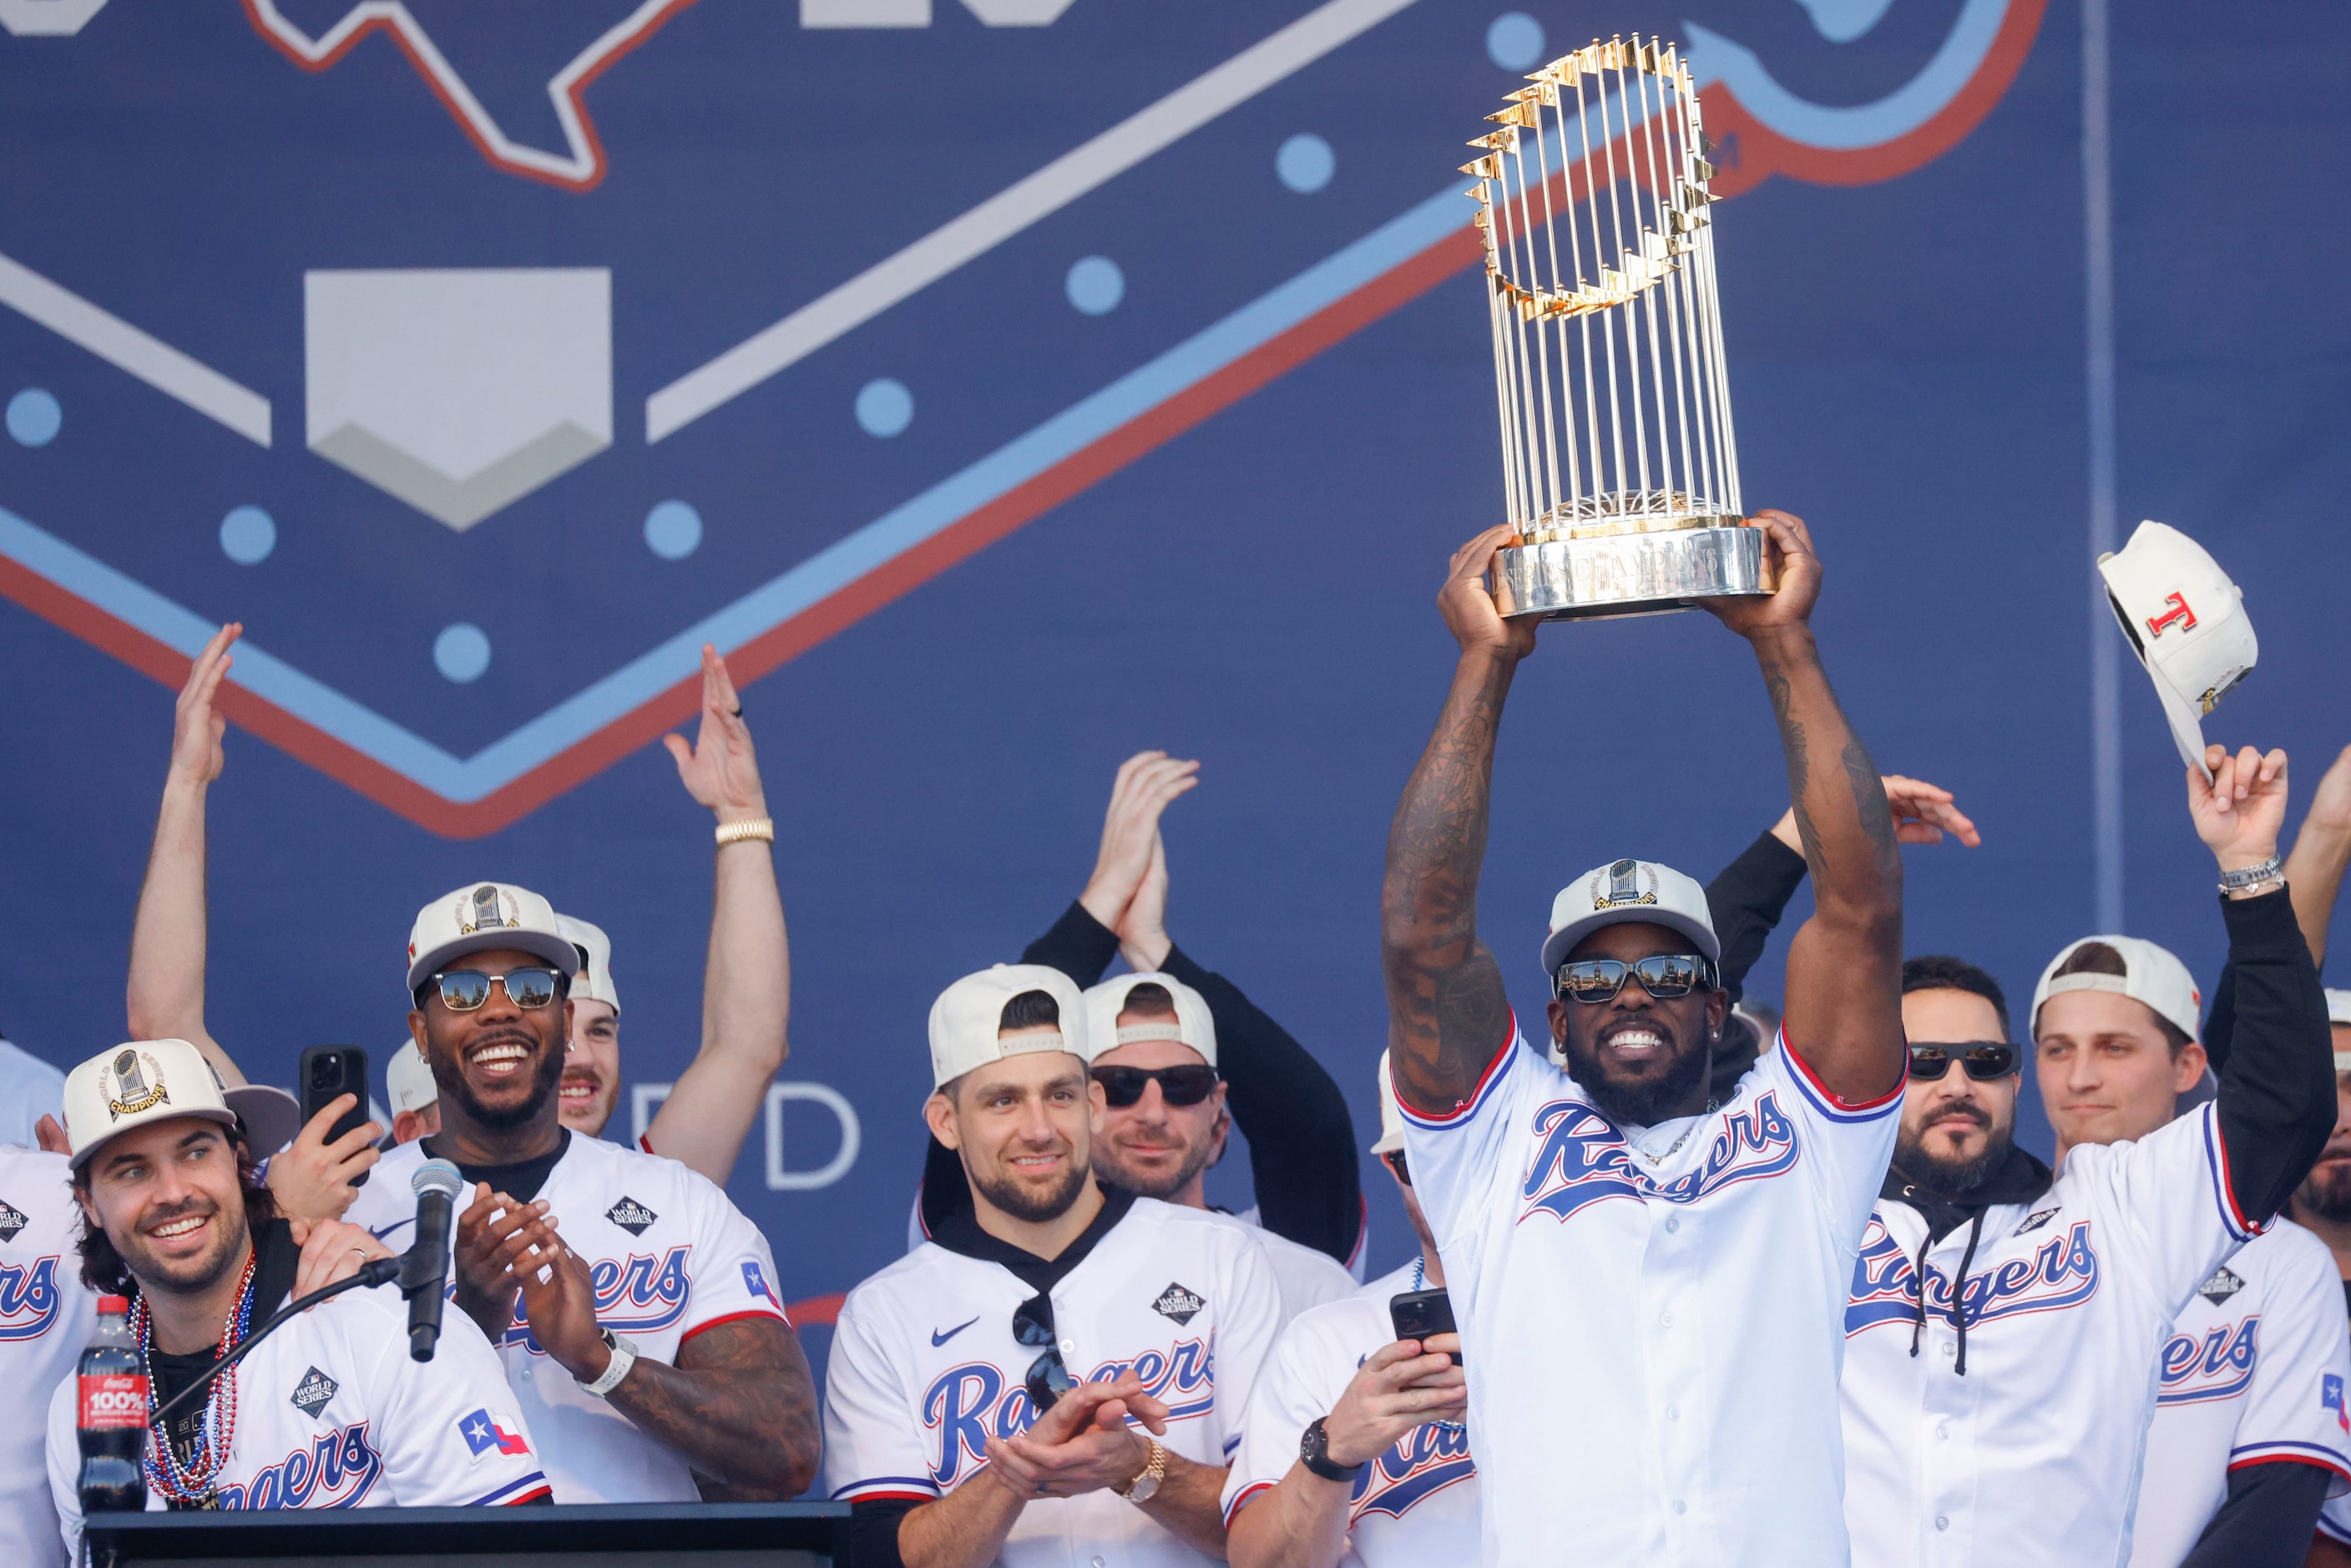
[
  {"x1": 2096, "y1": 520, "x2": 2257, "y2": 782},
  {"x1": 1541, "y1": 857, "x2": 1721, "y2": 979},
  {"x1": 928, "y1": 964, "x2": 1090, "y2": 1090},
  {"x1": 559, "y1": 914, "x2": 620, "y2": 1015},
  {"x1": 1369, "y1": 1050, "x2": 1404, "y2": 1156},
  {"x1": 406, "y1": 882, "x2": 580, "y2": 994},
  {"x1": 2327, "y1": 989, "x2": 2351, "y2": 1072},
  {"x1": 386, "y1": 1039, "x2": 437, "y2": 1115},
  {"x1": 1083, "y1": 973, "x2": 1216, "y2": 1069},
  {"x1": 2031, "y1": 934, "x2": 2202, "y2": 1044}
]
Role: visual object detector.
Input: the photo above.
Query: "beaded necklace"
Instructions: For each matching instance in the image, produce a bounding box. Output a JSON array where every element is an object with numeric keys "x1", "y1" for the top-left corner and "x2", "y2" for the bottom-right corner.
[
  {"x1": 134, "y1": 1248, "x2": 258, "y2": 1505},
  {"x1": 1408, "y1": 1257, "x2": 1468, "y2": 1435}
]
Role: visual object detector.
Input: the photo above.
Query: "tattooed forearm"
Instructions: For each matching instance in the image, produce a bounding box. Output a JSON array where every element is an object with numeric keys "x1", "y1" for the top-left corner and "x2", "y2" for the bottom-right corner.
[
  {"x1": 1383, "y1": 651, "x2": 1521, "y2": 1107},
  {"x1": 613, "y1": 1318, "x2": 822, "y2": 1495},
  {"x1": 1750, "y1": 627, "x2": 1899, "y2": 920}
]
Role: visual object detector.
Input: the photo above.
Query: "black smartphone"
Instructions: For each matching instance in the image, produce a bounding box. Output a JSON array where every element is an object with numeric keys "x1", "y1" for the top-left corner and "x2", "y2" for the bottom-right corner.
[
  {"x1": 297, "y1": 1044, "x2": 372, "y2": 1188},
  {"x1": 1388, "y1": 1287, "x2": 1461, "y2": 1365}
]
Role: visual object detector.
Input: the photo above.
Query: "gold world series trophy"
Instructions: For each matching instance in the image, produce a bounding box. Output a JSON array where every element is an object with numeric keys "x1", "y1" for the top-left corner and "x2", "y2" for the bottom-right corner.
[{"x1": 1467, "y1": 35, "x2": 1772, "y2": 618}]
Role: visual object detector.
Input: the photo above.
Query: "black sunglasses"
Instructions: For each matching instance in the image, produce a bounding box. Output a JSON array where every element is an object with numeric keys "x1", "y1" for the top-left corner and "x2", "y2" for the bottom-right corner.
[
  {"x1": 1090, "y1": 1063, "x2": 1219, "y2": 1109},
  {"x1": 1012, "y1": 1292, "x2": 1074, "y2": 1414},
  {"x1": 1383, "y1": 1150, "x2": 1411, "y2": 1188},
  {"x1": 1906, "y1": 1042, "x2": 2018, "y2": 1080},
  {"x1": 1553, "y1": 953, "x2": 1716, "y2": 1004},
  {"x1": 428, "y1": 967, "x2": 564, "y2": 1013}
]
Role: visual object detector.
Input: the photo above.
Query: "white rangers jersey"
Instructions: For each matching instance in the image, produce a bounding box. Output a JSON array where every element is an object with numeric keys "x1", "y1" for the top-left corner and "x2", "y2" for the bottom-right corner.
[
  {"x1": 824, "y1": 1195, "x2": 1283, "y2": 1568},
  {"x1": 346, "y1": 1132, "x2": 791, "y2": 1502},
  {"x1": 1401, "y1": 1029, "x2": 1899, "y2": 1567},
  {"x1": 1841, "y1": 1103, "x2": 2264, "y2": 1568},
  {"x1": 43, "y1": 1266, "x2": 546, "y2": 1556},
  {"x1": 1221, "y1": 1262, "x2": 1478, "y2": 1566},
  {"x1": 2128, "y1": 1220, "x2": 2350, "y2": 1565},
  {"x1": 0, "y1": 1151, "x2": 94, "y2": 1568},
  {"x1": 1209, "y1": 1209, "x2": 1357, "y2": 1323}
]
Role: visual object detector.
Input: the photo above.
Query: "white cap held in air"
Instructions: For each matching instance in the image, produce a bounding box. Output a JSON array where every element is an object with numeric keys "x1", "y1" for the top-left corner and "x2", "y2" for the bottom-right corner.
[
  {"x1": 2031, "y1": 934, "x2": 2202, "y2": 1044},
  {"x1": 1083, "y1": 973, "x2": 1216, "y2": 1068},
  {"x1": 928, "y1": 964, "x2": 1090, "y2": 1091},
  {"x1": 2096, "y1": 520, "x2": 2257, "y2": 782}
]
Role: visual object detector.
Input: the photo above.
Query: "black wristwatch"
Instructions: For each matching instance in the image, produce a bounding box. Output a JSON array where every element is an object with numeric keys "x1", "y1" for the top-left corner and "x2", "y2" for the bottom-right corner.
[{"x1": 1299, "y1": 1416, "x2": 1366, "y2": 1482}]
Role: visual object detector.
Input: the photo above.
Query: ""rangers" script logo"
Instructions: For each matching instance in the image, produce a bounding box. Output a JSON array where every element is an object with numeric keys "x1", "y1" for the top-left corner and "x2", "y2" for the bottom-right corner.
[
  {"x1": 2157, "y1": 1316, "x2": 2258, "y2": 1405},
  {"x1": 503, "y1": 1246, "x2": 692, "y2": 1351},
  {"x1": 922, "y1": 1336, "x2": 1216, "y2": 1486},
  {"x1": 1518, "y1": 1093, "x2": 1802, "y2": 1223},
  {"x1": 1846, "y1": 1219, "x2": 2101, "y2": 1335},
  {"x1": 0, "y1": 1257, "x2": 61, "y2": 1342},
  {"x1": 213, "y1": 1422, "x2": 384, "y2": 1510},
  {"x1": 1351, "y1": 1419, "x2": 1474, "y2": 1522}
]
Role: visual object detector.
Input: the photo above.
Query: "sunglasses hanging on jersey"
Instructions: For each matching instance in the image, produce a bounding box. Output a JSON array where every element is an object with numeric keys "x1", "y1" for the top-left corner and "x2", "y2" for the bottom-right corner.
[
  {"x1": 1905, "y1": 1042, "x2": 2018, "y2": 1080},
  {"x1": 1012, "y1": 1292, "x2": 1074, "y2": 1413},
  {"x1": 1383, "y1": 1150, "x2": 1411, "y2": 1188},
  {"x1": 1090, "y1": 1063, "x2": 1219, "y2": 1109},
  {"x1": 1552, "y1": 953, "x2": 1716, "y2": 1004}
]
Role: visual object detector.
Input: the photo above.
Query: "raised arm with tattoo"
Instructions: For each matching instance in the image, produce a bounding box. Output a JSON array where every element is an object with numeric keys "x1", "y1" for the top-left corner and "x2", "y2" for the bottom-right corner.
[
  {"x1": 640, "y1": 644, "x2": 792, "y2": 1183},
  {"x1": 1702, "y1": 511, "x2": 1906, "y2": 1101},
  {"x1": 1378, "y1": 524, "x2": 1539, "y2": 1114}
]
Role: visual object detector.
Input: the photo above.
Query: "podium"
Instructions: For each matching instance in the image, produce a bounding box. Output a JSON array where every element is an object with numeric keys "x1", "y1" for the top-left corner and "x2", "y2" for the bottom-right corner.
[{"x1": 83, "y1": 1501, "x2": 848, "y2": 1567}]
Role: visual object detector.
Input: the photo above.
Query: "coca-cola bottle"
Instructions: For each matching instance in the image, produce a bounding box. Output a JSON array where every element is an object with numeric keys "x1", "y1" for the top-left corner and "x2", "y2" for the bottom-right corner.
[{"x1": 77, "y1": 1294, "x2": 147, "y2": 1514}]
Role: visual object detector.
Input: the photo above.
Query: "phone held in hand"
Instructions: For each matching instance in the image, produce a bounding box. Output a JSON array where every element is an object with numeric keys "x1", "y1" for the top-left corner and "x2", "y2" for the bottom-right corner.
[
  {"x1": 1389, "y1": 1287, "x2": 1461, "y2": 1365},
  {"x1": 296, "y1": 1044, "x2": 372, "y2": 1188}
]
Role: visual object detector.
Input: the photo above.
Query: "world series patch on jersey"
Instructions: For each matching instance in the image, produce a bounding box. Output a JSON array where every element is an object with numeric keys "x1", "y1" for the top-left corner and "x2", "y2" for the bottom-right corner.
[
  {"x1": 1839, "y1": 1102, "x2": 2269, "y2": 1568},
  {"x1": 823, "y1": 1197, "x2": 1283, "y2": 1568},
  {"x1": 346, "y1": 1134, "x2": 789, "y2": 1503},
  {"x1": 2128, "y1": 1221, "x2": 2351, "y2": 1566},
  {"x1": 1221, "y1": 1263, "x2": 1477, "y2": 1566},
  {"x1": 1398, "y1": 1030, "x2": 1901, "y2": 1568},
  {"x1": 0, "y1": 1150, "x2": 94, "y2": 1568},
  {"x1": 42, "y1": 1271, "x2": 546, "y2": 1555}
]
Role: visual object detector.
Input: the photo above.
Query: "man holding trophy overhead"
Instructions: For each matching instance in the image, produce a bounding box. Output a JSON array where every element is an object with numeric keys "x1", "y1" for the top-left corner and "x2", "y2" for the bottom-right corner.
[{"x1": 1376, "y1": 36, "x2": 1907, "y2": 1567}]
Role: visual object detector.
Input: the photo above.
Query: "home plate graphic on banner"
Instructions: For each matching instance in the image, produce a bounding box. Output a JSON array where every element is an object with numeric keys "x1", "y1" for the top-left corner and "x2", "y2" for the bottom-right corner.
[{"x1": 0, "y1": 0, "x2": 2042, "y2": 837}]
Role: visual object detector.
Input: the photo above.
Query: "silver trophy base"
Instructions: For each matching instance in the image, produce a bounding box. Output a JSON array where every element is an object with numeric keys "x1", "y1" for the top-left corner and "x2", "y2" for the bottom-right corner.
[{"x1": 1496, "y1": 524, "x2": 1772, "y2": 620}]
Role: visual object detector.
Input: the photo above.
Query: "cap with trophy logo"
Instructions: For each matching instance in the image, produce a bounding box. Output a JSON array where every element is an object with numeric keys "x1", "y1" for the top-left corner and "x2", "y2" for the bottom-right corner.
[
  {"x1": 1465, "y1": 36, "x2": 1769, "y2": 619},
  {"x1": 63, "y1": 1038, "x2": 301, "y2": 1168},
  {"x1": 405, "y1": 881, "x2": 581, "y2": 993},
  {"x1": 2096, "y1": 519, "x2": 2257, "y2": 782}
]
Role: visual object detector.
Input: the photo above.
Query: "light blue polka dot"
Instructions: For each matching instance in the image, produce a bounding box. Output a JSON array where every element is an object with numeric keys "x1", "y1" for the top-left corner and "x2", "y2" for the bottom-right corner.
[
  {"x1": 1064, "y1": 255, "x2": 1125, "y2": 316},
  {"x1": 645, "y1": 499, "x2": 703, "y2": 560},
  {"x1": 433, "y1": 623, "x2": 491, "y2": 684},
  {"x1": 1487, "y1": 11, "x2": 1545, "y2": 71},
  {"x1": 1277, "y1": 134, "x2": 1335, "y2": 194},
  {"x1": 7, "y1": 388, "x2": 61, "y2": 447},
  {"x1": 856, "y1": 378, "x2": 913, "y2": 438},
  {"x1": 219, "y1": 505, "x2": 276, "y2": 565}
]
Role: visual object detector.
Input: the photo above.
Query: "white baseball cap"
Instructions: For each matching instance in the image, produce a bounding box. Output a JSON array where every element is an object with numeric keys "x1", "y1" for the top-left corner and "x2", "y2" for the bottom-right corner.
[
  {"x1": 2326, "y1": 990, "x2": 2351, "y2": 1073},
  {"x1": 1541, "y1": 857, "x2": 1721, "y2": 980},
  {"x1": 559, "y1": 914, "x2": 620, "y2": 1014},
  {"x1": 1369, "y1": 1050, "x2": 1404, "y2": 1156},
  {"x1": 2096, "y1": 520, "x2": 2257, "y2": 781},
  {"x1": 1083, "y1": 973, "x2": 1216, "y2": 1069},
  {"x1": 405, "y1": 882, "x2": 580, "y2": 994},
  {"x1": 928, "y1": 964, "x2": 1091, "y2": 1090},
  {"x1": 2031, "y1": 934, "x2": 2202, "y2": 1044},
  {"x1": 386, "y1": 1039, "x2": 437, "y2": 1115},
  {"x1": 64, "y1": 1039, "x2": 240, "y2": 1170}
]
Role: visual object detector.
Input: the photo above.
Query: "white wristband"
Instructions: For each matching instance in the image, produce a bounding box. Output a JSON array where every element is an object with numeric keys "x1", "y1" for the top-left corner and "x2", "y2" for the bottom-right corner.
[{"x1": 578, "y1": 1329, "x2": 638, "y2": 1397}]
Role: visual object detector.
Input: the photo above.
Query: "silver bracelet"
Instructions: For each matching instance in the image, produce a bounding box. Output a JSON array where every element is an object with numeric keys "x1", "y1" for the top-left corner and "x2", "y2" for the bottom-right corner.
[{"x1": 2217, "y1": 854, "x2": 2283, "y2": 893}]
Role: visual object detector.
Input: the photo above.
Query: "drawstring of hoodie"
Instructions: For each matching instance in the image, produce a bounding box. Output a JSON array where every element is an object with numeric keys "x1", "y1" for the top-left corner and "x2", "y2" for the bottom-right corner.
[{"x1": 1906, "y1": 1208, "x2": 1990, "y2": 1376}]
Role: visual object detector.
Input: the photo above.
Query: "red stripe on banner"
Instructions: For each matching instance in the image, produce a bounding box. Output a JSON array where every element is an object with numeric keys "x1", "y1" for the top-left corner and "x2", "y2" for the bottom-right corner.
[{"x1": 785, "y1": 1292, "x2": 847, "y2": 1328}]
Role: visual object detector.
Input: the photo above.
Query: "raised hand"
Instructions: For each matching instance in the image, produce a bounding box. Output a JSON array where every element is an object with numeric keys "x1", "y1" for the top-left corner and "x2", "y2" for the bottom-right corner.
[
  {"x1": 1772, "y1": 773, "x2": 1981, "y2": 854},
  {"x1": 1078, "y1": 752, "x2": 1199, "y2": 933},
  {"x1": 1117, "y1": 832, "x2": 1172, "y2": 972},
  {"x1": 2303, "y1": 744, "x2": 2351, "y2": 837},
  {"x1": 1438, "y1": 524, "x2": 1539, "y2": 661},
  {"x1": 449, "y1": 1183, "x2": 549, "y2": 1340},
  {"x1": 170, "y1": 623, "x2": 241, "y2": 788},
  {"x1": 2191, "y1": 744, "x2": 2289, "y2": 874},
  {"x1": 1320, "y1": 1335, "x2": 1469, "y2": 1468},
  {"x1": 513, "y1": 1233, "x2": 612, "y2": 1382},
  {"x1": 264, "y1": 1095, "x2": 382, "y2": 1222},
  {"x1": 663, "y1": 644, "x2": 768, "y2": 826},
  {"x1": 1702, "y1": 510, "x2": 1819, "y2": 639}
]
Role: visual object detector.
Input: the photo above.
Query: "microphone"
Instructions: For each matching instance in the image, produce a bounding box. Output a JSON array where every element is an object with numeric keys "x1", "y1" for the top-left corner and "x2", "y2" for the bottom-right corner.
[{"x1": 402, "y1": 1159, "x2": 463, "y2": 1363}]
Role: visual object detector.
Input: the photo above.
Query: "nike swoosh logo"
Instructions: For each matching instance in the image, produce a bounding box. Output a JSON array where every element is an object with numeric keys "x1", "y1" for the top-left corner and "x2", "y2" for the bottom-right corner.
[
  {"x1": 370, "y1": 1221, "x2": 415, "y2": 1242},
  {"x1": 931, "y1": 1317, "x2": 980, "y2": 1347}
]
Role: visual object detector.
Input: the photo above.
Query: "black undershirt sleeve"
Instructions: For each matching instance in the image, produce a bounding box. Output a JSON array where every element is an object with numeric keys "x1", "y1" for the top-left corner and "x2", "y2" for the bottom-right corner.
[
  {"x1": 1019, "y1": 901, "x2": 1122, "y2": 989},
  {"x1": 1703, "y1": 832, "x2": 1809, "y2": 1004},
  {"x1": 2177, "y1": 1459, "x2": 2332, "y2": 1568},
  {"x1": 2209, "y1": 888, "x2": 2335, "y2": 1224},
  {"x1": 846, "y1": 1496, "x2": 919, "y2": 1568},
  {"x1": 1160, "y1": 943, "x2": 1361, "y2": 1266}
]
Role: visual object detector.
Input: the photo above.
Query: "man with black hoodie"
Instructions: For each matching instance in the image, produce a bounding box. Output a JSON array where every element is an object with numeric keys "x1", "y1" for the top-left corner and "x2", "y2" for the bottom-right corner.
[{"x1": 1838, "y1": 743, "x2": 2337, "y2": 1568}]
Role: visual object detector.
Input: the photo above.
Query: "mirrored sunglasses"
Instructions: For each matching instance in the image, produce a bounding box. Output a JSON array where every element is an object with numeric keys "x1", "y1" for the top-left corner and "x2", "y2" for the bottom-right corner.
[
  {"x1": 430, "y1": 968, "x2": 564, "y2": 1013},
  {"x1": 1553, "y1": 953, "x2": 1715, "y2": 1004}
]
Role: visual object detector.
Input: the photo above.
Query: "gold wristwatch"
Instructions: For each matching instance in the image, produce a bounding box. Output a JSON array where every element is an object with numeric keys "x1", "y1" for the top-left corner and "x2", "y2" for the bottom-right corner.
[{"x1": 1118, "y1": 1437, "x2": 1166, "y2": 1504}]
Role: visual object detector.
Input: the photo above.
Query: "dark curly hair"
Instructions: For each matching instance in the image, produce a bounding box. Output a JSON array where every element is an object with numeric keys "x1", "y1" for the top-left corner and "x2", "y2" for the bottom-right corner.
[{"x1": 70, "y1": 1127, "x2": 276, "y2": 1298}]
